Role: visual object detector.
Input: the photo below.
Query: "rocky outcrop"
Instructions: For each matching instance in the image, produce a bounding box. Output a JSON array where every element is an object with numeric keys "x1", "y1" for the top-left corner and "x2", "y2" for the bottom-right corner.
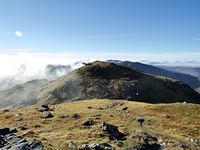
[{"x1": 0, "y1": 128, "x2": 43, "y2": 149}]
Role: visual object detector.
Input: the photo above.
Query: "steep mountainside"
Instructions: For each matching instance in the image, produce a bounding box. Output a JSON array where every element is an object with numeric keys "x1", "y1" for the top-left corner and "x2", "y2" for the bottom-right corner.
[
  {"x1": 36, "y1": 61, "x2": 200, "y2": 105},
  {"x1": 0, "y1": 79, "x2": 50, "y2": 110},
  {"x1": 117, "y1": 61, "x2": 200, "y2": 90}
]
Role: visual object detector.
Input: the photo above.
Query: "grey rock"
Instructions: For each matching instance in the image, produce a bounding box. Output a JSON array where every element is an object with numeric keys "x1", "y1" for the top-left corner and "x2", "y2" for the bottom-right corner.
[
  {"x1": 101, "y1": 122, "x2": 126, "y2": 140},
  {"x1": 19, "y1": 126, "x2": 27, "y2": 130},
  {"x1": 89, "y1": 142, "x2": 115, "y2": 150},
  {"x1": 71, "y1": 114, "x2": 79, "y2": 119},
  {"x1": 42, "y1": 112, "x2": 53, "y2": 118},
  {"x1": 38, "y1": 105, "x2": 50, "y2": 112},
  {"x1": 29, "y1": 140, "x2": 44, "y2": 150},
  {"x1": 14, "y1": 113, "x2": 22, "y2": 117},
  {"x1": 84, "y1": 118, "x2": 94, "y2": 126},
  {"x1": 58, "y1": 114, "x2": 69, "y2": 118},
  {"x1": 68, "y1": 141, "x2": 76, "y2": 149},
  {"x1": 163, "y1": 114, "x2": 170, "y2": 118},
  {"x1": 0, "y1": 130, "x2": 44, "y2": 150}
]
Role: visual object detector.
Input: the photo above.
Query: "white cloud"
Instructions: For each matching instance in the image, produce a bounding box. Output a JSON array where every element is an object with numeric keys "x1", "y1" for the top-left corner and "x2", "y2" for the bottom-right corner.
[{"x1": 15, "y1": 31, "x2": 23, "y2": 37}]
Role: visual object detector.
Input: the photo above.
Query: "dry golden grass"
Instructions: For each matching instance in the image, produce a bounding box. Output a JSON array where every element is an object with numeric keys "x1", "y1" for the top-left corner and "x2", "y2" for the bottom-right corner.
[{"x1": 0, "y1": 99, "x2": 199, "y2": 150}]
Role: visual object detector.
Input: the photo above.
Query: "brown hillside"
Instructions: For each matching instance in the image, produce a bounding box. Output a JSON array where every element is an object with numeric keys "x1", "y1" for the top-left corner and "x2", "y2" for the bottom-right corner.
[{"x1": 36, "y1": 61, "x2": 200, "y2": 105}]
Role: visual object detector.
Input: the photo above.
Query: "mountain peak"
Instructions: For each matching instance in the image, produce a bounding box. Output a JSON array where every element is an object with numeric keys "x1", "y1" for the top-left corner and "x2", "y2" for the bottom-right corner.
[{"x1": 36, "y1": 61, "x2": 200, "y2": 105}]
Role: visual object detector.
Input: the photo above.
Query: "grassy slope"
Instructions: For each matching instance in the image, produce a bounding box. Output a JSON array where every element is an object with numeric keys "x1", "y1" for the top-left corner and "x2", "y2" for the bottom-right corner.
[{"x1": 0, "y1": 100, "x2": 199, "y2": 150}]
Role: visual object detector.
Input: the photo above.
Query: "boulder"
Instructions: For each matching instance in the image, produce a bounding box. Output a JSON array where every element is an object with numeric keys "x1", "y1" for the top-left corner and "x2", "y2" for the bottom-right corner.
[
  {"x1": 38, "y1": 105, "x2": 50, "y2": 112},
  {"x1": 71, "y1": 114, "x2": 79, "y2": 119},
  {"x1": 42, "y1": 112, "x2": 54, "y2": 118},
  {"x1": 84, "y1": 118, "x2": 94, "y2": 126},
  {"x1": 101, "y1": 122, "x2": 126, "y2": 140}
]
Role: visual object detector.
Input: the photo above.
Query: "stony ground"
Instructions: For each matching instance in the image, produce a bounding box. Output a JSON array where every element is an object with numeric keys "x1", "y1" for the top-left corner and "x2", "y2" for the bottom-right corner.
[{"x1": 0, "y1": 99, "x2": 200, "y2": 150}]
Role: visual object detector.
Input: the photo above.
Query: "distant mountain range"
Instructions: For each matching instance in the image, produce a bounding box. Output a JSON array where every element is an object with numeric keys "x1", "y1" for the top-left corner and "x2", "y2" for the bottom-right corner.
[
  {"x1": 0, "y1": 61, "x2": 200, "y2": 109},
  {"x1": 107, "y1": 60, "x2": 200, "y2": 92},
  {"x1": 160, "y1": 66, "x2": 200, "y2": 77}
]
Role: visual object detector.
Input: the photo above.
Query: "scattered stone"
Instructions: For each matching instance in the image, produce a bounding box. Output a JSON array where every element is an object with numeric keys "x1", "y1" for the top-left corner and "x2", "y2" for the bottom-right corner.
[
  {"x1": 68, "y1": 141, "x2": 76, "y2": 149},
  {"x1": 38, "y1": 105, "x2": 50, "y2": 112},
  {"x1": 80, "y1": 144, "x2": 89, "y2": 149},
  {"x1": 137, "y1": 118, "x2": 145, "y2": 125},
  {"x1": 42, "y1": 112, "x2": 54, "y2": 118},
  {"x1": 115, "y1": 141, "x2": 123, "y2": 147},
  {"x1": 10, "y1": 128, "x2": 18, "y2": 133},
  {"x1": 2, "y1": 109, "x2": 9, "y2": 112},
  {"x1": 19, "y1": 126, "x2": 28, "y2": 130},
  {"x1": 11, "y1": 123, "x2": 21, "y2": 127},
  {"x1": 169, "y1": 142, "x2": 184, "y2": 148},
  {"x1": 16, "y1": 118, "x2": 23, "y2": 121},
  {"x1": 80, "y1": 126, "x2": 90, "y2": 130},
  {"x1": 84, "y1": 118, "x2": 94, "y2": 126},
  {"x1": 163, "y1": 114, "x2": 170, "y2": 118},
  {"x1": 88, "y1": 142, "x2": 115, "y2": 150},
  {"x1": 58, "y1": 114, "x2": 69, "y2": 118},
  {"x1": 122, "y1": 107, "x2": 128, "y2": 110},
  {"x1": 21, "y1": 130, "x2": 34, "y2": 137},
  {"x1": 0, "y1": 128, "x2": 10, "y2": 135},
  {"x1": 14, "y1": 113, "x2": 22, "y2": 117},
  {"x1": 101, "y1": 122, "x2": 126, "y2": 140},
  {"x1": 71, "y1": 114, "x2": 79, "y2": 119}
]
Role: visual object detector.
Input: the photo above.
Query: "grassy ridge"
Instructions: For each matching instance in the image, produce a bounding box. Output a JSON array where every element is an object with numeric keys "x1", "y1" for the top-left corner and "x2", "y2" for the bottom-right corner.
[{"x1": 0, "y1": 100, "x2": 199, "y2": 149}]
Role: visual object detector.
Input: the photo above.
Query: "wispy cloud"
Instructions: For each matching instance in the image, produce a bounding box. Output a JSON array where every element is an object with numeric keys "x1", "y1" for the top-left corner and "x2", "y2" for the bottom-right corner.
[
  {"x1": 86, "y1": 35, "x2": 119, "y2": 39},
  {"x1": 193, "y1": 38, "x2": 200, "y2": 41},
  {"x1": 133, "y1": 42, "x2": 158, "y2": 45}
]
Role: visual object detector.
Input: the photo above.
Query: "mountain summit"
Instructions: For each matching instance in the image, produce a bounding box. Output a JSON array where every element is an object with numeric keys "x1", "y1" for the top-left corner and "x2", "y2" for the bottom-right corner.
[{"x1": 36, "y1": 61, "x2": 200, "y2": 105}]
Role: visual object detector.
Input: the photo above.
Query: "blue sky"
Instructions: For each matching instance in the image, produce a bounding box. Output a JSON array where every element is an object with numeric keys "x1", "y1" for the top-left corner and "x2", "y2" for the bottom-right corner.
[{"x1": 0, "y1": 0, "x2": 200, "y2": 64}]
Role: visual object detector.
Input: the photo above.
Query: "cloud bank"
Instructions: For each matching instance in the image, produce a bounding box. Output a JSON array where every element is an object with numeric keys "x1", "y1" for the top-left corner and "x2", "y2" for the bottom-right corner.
[
  {"x1": 0, "y1": 53, "x2": 88, "y2": 91},
  {"x1": 0, "y1": 52, "x2": 200, "y2": 91}
]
